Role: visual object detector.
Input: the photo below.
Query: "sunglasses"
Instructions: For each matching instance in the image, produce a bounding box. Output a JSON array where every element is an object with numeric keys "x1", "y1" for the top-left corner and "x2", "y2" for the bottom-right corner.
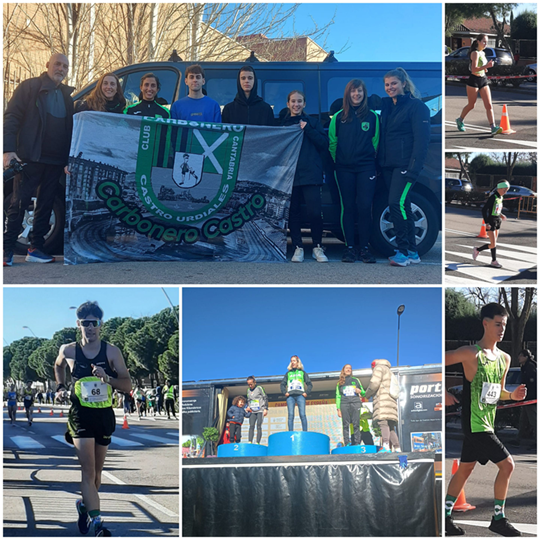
[{"x1": 78, "y1": 319, "x2": 102, "y2": 328}]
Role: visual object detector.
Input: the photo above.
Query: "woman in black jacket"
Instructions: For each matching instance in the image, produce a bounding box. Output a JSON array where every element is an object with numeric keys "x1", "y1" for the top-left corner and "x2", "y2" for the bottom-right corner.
[
  {"x1": 378, "y1": 68, "x2": 430, "y2": 267},
  {"x1": 74, "y1": 73, "x2": 126, "y2": 114},
  {"x1": 329, "y1": 79, "x2": 379, "y2": 263},
  {"x1": 282, "y1": 90, "x2": 329, "y2": 263}
]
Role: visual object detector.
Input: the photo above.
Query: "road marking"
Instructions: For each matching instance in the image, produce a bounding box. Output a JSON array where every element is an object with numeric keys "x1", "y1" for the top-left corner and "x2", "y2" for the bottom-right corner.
[
  {"x1": 455, "y1": 520, "x2": 537, "y2": 536},
  {"x1": 445, "y1": 121, "x2": 490, "y2": 133},
  {"x1": 51, "y1": 435, "x2": 72, "y2": 446},
  {"x1": 445, "y1": 228, "x2": 478, "y2": 237},
  {"x1": 495, "y1": 242, "x2": 538, "y2": 254},
  {"x1": 129, "y1": 433, "x2": 178, "y2": 445},
  {"x1": 443, "y1": 273, "x2": 483, "y2": 285},
  {"x1": 446, "y1": 250, "x2": 528, "y2": 273},
  {"x1": 11, "y1": 436, "x2": 44, "y2": 449},
  {"x1": 488, "y1": 138, "x2": 538, "y2": 148},
  {"x1": 457, "y1": 245, "x2": 539, "y2": 264},
  {"x1": 166, "y1": 432, "x2": 179, "y2": 437},
  {"x1": 101, "y1": 470, "x2": 178, "y2": 518},
  {"x1": 111, "y1": 436, "x2": 143, "y2": 447}
]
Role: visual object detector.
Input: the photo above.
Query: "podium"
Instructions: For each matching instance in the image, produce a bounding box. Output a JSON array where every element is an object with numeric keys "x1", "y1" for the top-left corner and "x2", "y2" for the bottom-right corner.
[
  {"x1": 267, "y1": 431, "x2": 330, "y2": 456},
  {"x1": 217, "y1": 442, "x2": 268, "y2": 457},
  {"x1": 331, "y1": 445, "x2": 378, "y2": 455}
]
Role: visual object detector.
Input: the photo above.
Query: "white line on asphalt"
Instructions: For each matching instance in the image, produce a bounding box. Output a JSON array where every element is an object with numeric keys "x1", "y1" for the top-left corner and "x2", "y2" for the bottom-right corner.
[
  {"x1": 101, "y1": 470, "x2": 178, "y2": 518},
  {"x1": 456, "y1": 245, "x2": 538, "y2": 264},
  {"x1": 11, "y1": 436, "x2": 45, "y2": 449},
  {"x1": 446, "y1": 250, "x2": 527, "y2": 273},
  {"x1": 488, "y1": 138, "x2": 538, "y2": 148},
  {"x1": 51, "y1": 435, "x2": 72, "y2": 447},
  {"x1": 444, "y1": 273, "x2": 485, "y2": 286},
  {"x1": 445, "y1": 229, "x2": 477, "y2": 237},
  {"x1": 166, "y1": 432, "x2": 179, "y2": 437},
  {"x1": 445, "y1": 121, "x2": 490, "y2": 133},
  {"x1": 455, "y1": 520, "x2": 537, "y2": 535},
  {"x1": 111, "y1": 436, "x2": 143, "y2": 447},
  {"x1": 129, "y1": 433, "x2": 178, "y2": 445},
  {"x1": 495, "y1": 242, "x2": 538, "y2": 254}
]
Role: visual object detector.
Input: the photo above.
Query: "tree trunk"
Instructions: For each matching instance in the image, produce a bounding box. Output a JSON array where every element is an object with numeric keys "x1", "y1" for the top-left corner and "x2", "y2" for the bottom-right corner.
[{"x1": 501, "y1": 288, "x2": 534, "y2": 363}]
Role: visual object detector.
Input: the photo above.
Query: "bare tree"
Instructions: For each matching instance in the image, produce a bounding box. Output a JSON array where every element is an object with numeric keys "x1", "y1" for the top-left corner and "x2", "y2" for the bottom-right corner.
[
  {"x1": 447, "y1": 152, "x2": 472, "y2": 181},
  {"x1": 489, "y1": 152, "x2": 527, "y2": 182}
]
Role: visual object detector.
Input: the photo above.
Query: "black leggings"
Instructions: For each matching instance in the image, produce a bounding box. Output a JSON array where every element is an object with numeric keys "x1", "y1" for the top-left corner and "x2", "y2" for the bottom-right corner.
[
  {"x1": 335, "y1": 168, "x2": 377, "y2": 248},
  {"x1": 229, "y1": 423, "x2": 242, "y2": 443},
  {"x1": 165, "y1": 398, "x2": 176, "y2": 417},
  {"x1": 383, "y1": 168, "x2": 417, "y2": 254},
  {"x1": 248, "y1": 412, "x2": 265, "y2": 443},
  {"x1": 288, "y1": 184, "x2": 323, "y2": 247},
  {"x1": 341, "y1": 401, "x2": 362, "y2": 445}
]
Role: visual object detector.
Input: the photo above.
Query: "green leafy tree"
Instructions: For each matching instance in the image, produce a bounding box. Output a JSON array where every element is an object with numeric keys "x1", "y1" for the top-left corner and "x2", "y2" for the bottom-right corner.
[
  {"x1": 7, "y1": 337, "x2": 46, "y2": 381},
  {"x1": 158, "y1": 330, "x2": 179, "y2": 383},
  {"x1": 511, "y1": 10, "x2": 536, "y2": 40},
  {"x1": 445, "y1": 4, "x2": 489, "y2": 36},
  {"x1": 100, "y1": 316, "x2": 128, "y2": 343},
  {"x1": 445, "y1": 289, "x2": 481, "y2": 341}
]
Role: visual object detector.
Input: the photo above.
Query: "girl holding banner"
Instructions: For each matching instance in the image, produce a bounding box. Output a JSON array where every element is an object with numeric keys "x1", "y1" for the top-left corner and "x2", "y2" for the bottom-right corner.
[
  {"x1": 74, "y1": 73, "x2": 126, "y2": 114},
  {"x1": 280, "y1": 355, "x2": 313, "y2": 431},
  {"x1": 281, "y1": 91, "x2": 329, "y2": 264}
]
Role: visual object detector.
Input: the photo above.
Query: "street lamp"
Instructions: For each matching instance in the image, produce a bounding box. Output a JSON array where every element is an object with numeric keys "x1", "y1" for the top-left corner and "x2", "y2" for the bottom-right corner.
[
  {"x1": 161, "y1": 287, "x2": 176, "y2": 311},
  {"x1": 22, "y1": 325, "x2": 37, "y2": 337},
  {"x1": 396, "y1": 305, "x2": 405, "y2": 367}
]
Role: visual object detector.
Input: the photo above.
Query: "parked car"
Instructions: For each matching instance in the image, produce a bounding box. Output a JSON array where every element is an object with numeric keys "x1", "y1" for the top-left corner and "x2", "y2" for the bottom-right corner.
[
  {"x1": 505, "y1": 185, "x2": 537, "y2": 212},
  {"x1": 445, "y1": 46, "x2": 514, "y2": 67},
  {"x1": 445, "y1": 177, "x2": 473, "y2": 203},
  {"x1": 523, "y1": 63, "x2": 537, "y2": 83},
  {"x1": 5, "y1": 59, "x2": 442, "y2": 256}
]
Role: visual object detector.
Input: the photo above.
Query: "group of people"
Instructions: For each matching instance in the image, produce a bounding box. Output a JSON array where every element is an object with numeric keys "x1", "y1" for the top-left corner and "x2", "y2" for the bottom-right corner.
[
  {"x1": 225, "y1": 355, "x2": 401, "y2": 453},
  {"x1": 129, "y1": 381, "x2": 178, "y2": 420},
  {"x1": 5, "y1": 381, "x2": 37, "y2": 426},
  {"x1": 4, "y1": 54, "x2": 430, "y2": 268}
]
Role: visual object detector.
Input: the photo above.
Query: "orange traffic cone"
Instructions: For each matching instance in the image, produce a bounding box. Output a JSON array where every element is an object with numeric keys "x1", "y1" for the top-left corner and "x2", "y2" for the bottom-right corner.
[
  {"x1": 499, "y1": 104, "x2": 516, "y2": 134},
  {"x1": 122, "y1": 415, "x2": 129, "y2": 429},
  {"x1": 451, "y1": 459, "x2": 476, "y2": 512},
  {"x1": 49, "y1": 409, "x2": 54, "y2": 416},
  {"x1": 59, "y1": 410, "x2": 64, "y2": 418},
  {"x1": 477, "y1": 220, "x2": 489, "y2": 239},
  {"x1": 37, "y1": 408, "x2": 41, "y2": 414}
]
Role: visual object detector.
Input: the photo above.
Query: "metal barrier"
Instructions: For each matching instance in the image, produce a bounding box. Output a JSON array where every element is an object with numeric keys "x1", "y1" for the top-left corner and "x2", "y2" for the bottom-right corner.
[{"x1": 517, "y1": 195, "x2": 537, "y2": 219}]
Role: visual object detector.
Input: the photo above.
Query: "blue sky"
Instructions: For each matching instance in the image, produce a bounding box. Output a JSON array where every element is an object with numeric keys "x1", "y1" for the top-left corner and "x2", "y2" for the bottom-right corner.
[
  {"x1": 183, "y1": 287, "x2": 442, "y2": 382},
  {"x1": 280, "y1": 4, "x2": 442, "y2": 62},
  {"x1": 3, "y1": 287, "x2": 179, "y2": 345}
]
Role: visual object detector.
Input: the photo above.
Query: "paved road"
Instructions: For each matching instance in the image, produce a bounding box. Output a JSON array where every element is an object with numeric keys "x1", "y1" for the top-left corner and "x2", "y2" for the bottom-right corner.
[
  {"x1": 445, "y1": 83, "x2": 537, "y2": 150},
  {"x1": 3, "y1": 406, "x2": 179, "y2": 537},
  {"x1": 445, "y1": 431, "x2": 537, "y2": 537},
  {"x1": 4, "y1": 233, "x2": 443, "y2": 285},
  {"x1": 445, "y1": 204, "x2": 537, "y2": 285}
]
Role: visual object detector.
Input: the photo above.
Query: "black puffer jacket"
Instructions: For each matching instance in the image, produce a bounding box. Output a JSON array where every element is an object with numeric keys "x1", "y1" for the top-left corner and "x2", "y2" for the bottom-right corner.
[
  {"x1": 4, "y1": 72, "x2": 75, "y2": 163},
  {"x1": 377, "y1": 93, "x2": 430, "y2": 180},
  {"x1": 222, "y1": 70, "x2": 274, "y2": 126},
  {"x1": 281, "y1": 113, "x2": 328, "y2": 187}
]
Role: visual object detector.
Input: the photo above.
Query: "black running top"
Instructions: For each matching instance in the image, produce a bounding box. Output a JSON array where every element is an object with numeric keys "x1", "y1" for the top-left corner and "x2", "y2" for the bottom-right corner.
[{"x1": 72, "y1": 341, "x2": 116, "y2": 382}]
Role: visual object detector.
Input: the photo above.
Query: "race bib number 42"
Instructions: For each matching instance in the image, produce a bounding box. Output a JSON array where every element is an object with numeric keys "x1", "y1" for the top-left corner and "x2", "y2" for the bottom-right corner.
[{"x1": 480, "y1": 382, "x2": 501, "y2": 404}]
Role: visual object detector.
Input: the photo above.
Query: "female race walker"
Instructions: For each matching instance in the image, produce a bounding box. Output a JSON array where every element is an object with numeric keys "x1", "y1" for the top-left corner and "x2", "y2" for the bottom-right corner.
[
  {"x1": 282, "y1": 91, "x2": 329, "y2": 263},
  {"x1": 378, "y1": 68, "x2": 430, "y2": 267},
  {"x1": 329, "y1": 79, "x2": 379, "y2": 263},
  {"x1": 455, "y1": 34, "x2": 503, "y2": 137},
  {"x1": 280, "y1": 355, "x2": 313, "y2": 431},
  {"x1": 473, "y1": 180, "x2": 509, "y2": 268},
  {"x1": 74, "y1": 73, "x2": 126, "y2": 114}
]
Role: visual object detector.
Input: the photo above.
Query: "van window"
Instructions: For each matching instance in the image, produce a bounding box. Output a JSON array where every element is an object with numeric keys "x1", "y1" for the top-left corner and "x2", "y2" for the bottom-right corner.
[
  {"x1": 119, "y1": 69, "x2": 179, "y2": 107},
  {"x1": 205, "y1": 78, "x2": 238, "y2": 107},
  {"x1": 264, "y1": 81, "x2": 305, "y2": 118}
]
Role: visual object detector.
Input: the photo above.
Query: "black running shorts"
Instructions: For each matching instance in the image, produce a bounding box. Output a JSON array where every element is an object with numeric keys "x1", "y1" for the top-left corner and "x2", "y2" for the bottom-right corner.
[
  {"x1": 461, "y1": 431, "x2": 510, "y2": 465},
  {"x1": 486, "y1": 217, "x2": 502, "y2": 231},
  {"x1": 66, "y1": 404, "x2": 116, "y2": 446},
  {"x1": 467, "y1": 75, "x2": 489, "y2": 89}
]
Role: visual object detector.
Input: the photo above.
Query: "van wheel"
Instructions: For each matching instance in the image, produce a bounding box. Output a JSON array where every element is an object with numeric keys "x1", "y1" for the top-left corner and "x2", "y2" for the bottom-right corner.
[
  {"x1": 3, "y1": 192, "x2": 65, "y2": 255},
  {"x1": 371, "y1": 192, "x2": 439, "y2": 257}
]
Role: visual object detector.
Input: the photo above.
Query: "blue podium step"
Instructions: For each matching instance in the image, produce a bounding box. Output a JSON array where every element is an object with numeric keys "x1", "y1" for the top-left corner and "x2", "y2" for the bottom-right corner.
[
  {"x1": 331, "y1": 445, "x2": 378, "y2": 455},
  {"x1": 217, "y1": 442, "x2": 268, "y2": 457},
  {"x1": 267, "y1": 431, "x2": 330, "y2": 456}
]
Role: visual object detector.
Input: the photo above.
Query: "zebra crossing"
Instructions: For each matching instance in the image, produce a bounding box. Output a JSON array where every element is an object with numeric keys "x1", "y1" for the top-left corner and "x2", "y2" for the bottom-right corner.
[
  {"x1": 445, "y1": 235, "x2": 538, "y2": 285},
  {"x1": 7, "y1": 430, "x2": 178, "y2": 450}
]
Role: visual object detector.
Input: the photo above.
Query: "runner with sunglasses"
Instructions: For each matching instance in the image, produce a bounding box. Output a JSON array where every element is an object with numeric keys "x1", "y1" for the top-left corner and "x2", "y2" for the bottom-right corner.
[{"x1": 55, "y1": 301, "x2": 132, "y2": 537}]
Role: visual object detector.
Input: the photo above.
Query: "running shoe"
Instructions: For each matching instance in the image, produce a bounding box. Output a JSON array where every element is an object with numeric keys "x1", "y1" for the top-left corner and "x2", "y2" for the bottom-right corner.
[
  {"x1": 472, "y1": 246, "x2": 480, "y2": 261},
  {"x1": 91, "y1": 516, "x2": 112, "y2": 537},
  {"x1": 407, "y1": 250, "x2": 421, "y2": 264},
  {"x1": 377, "y1": 447, "x2": 391, "y2": 453},
  {"x1": 291, "y1": 246, "x2": 304, "y2": 263},
  {"x1": 341, "y1": 246, "x2": 356, "y2": 263},
  {"x1": 455, "y1": 118, "x2": 466, "y2": 132},
  {"x1": 388, "y1": 251, "x2": 410, "y2": 267},
  {"x1": 491, "y1": 125, "x2": 503, "y2": 137},
  {"x1": 490, "y1": 260, "x2": 503, "y2": 268},
  {"x1": 445, "y1": 516, "x2": 465, "y2": 536},
  {"x1": 359, "y1": 247, "x2": 376, "y2": 263},
  {"x1": 26, "y1": 248, "x2": 55, "y2": 263},
  {"x1": 76, "y1": 499, "x2": 90, "y2": 535},
  {"x1": 488, "y1": 517, "x2": 522, "y2": 537},
  {"x1": 312, "y1": 246, "x2": 328, "y2": 263},
  {"x1": 3, "y1": 250, "x2": 13, "y2": 267}
]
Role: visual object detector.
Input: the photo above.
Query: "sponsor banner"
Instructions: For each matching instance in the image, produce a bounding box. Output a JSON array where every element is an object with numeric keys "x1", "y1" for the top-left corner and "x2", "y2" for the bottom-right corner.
[
  {"x1": 65, "y1": 112, "x2": 304, "y2": 264},
  {"x1": 400, "y1": 371, "x2": 443, "y2": 452},
  {"x1": 182, "y1": 386, "x2": 213, "y2": 437}
]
